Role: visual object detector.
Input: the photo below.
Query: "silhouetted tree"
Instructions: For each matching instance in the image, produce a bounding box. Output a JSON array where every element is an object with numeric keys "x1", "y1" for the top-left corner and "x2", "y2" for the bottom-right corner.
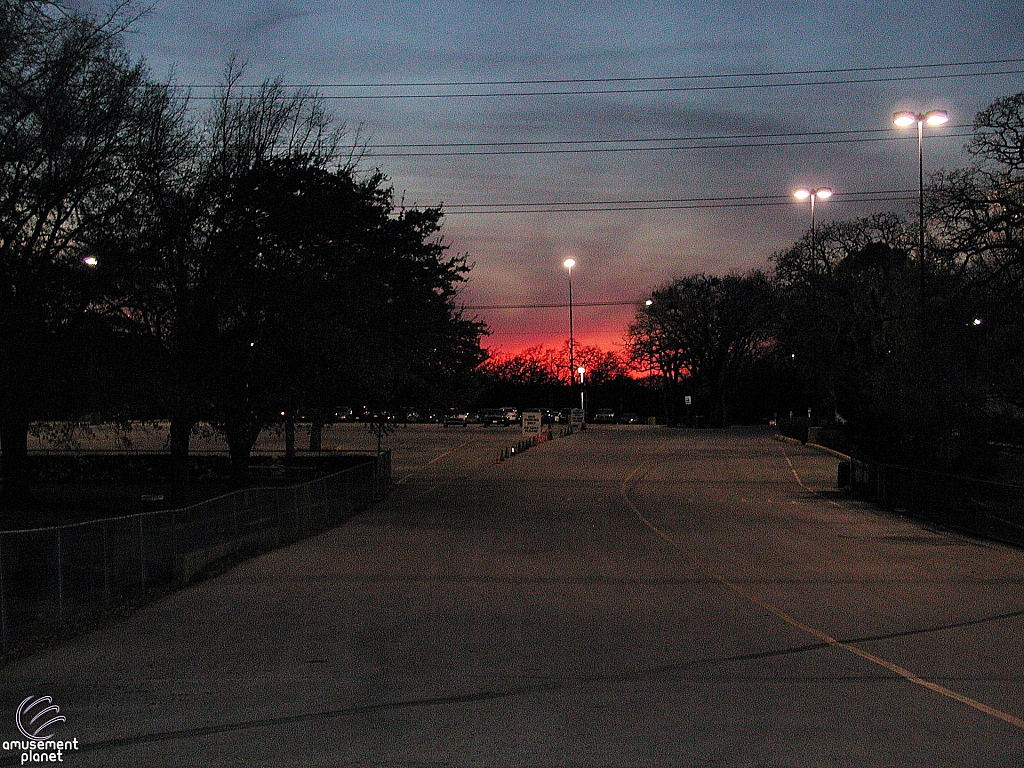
[
  {"x1": 929, "y1": 91, "x2": 1024, "y2": 419},
  {"x1": 628, "y1": 272, "x2": 776, "y2": 426},
  {"x1": 105, "y1": 69, "x2": 485, "y2": 478},
  {"x1": 0, "y1": 0, "x2": 158, "y2": 500}
]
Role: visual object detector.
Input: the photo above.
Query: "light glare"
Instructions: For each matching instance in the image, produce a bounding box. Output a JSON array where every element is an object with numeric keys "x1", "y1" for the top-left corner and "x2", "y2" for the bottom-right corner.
[
  {"x1": 563, "y1": 258, "x2": 576, "y2": 270},
  {"x1": 893, "y1": 111, "x2": 917, "y2": 128}
]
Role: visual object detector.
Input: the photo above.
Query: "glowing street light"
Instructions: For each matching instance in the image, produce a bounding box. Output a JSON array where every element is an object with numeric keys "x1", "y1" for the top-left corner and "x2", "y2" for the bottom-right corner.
[
  {"x1": 577, "y1": 365, "x2": 586, "y2": 412},
  {"x1": 793, "y1": 186, "x2": 832, "y2": 257},
  {"x1": 893, "y1": 108, "x2": 949, "y2": 293}
]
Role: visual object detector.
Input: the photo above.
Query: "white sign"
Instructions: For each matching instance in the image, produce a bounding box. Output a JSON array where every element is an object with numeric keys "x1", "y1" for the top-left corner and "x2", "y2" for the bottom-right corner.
[
  {"x1": 684, "y1": 396, "x2": 692, "y2": 406},
  {"x1": 570, "y1": 408, "x2": 585, "y2": 428},
  {"x1": 521, "y1": 409, "x2": 543, "y2": 435}
]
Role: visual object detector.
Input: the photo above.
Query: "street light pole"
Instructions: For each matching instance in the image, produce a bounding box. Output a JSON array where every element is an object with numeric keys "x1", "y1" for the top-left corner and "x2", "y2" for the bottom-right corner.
[
  {"x1": 793, "y1": 187, "x2": 833, "y2": 258},
  {"x1": 893, "y1": 109, "x2": 948, "y2": 299},
  {"x1": 563, "y1": 258, "x2": 576, "y2": 384}
]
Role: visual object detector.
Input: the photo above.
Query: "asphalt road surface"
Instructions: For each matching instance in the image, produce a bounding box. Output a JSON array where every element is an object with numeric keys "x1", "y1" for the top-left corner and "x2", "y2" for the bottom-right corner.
[{"x1": 3, "y1": 425, "x2": 1024, "y2": 767}]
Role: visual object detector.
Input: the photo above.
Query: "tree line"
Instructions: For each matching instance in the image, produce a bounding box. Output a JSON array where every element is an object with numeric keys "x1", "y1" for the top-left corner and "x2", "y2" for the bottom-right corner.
[
  {"x1": 0, "y1": 2, "x2": 485, "y2": 499},
  {"x1": 628, "y1": 91, "x2": 1024, "y2": 474},
  {"x1": 474, "y1": 342, "x2": 654, "y2": 418}
]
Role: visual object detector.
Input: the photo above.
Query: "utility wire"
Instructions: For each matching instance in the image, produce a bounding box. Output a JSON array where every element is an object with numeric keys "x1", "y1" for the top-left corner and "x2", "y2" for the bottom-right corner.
[
  {"x1": 444, "y1": 189, "x2": 913, "y2": 210},
  {"x1": 464, "y1": 300, "x2": 637, "y2": 310},
  {"x1": 371, "y1": 126, "x2": 907, "y2": 149},
  {"x1": 310, "y1": 69, "x2": 1024, "y2": 100},
  {"x1": 366, "y1": 130, "x2": 973, "y2": 157},
  {"x1": 179, "y1": 126, "x2": 971, "y2": 159},
  {"x1": 440, "y1": 190, "x2": 917, "y2": 215},
  {"x1": 182, "y1": 58, "x2": 1024, "y2": 97}
]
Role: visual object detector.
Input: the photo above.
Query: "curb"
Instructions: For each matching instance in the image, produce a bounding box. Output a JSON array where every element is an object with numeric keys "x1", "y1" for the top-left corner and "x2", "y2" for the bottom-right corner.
[{"x1": 772, "y1": 433, "x2": 851, "y2": 461}]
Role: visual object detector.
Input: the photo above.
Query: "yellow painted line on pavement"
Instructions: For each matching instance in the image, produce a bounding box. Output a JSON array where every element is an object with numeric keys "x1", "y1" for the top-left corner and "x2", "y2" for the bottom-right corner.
[
  {"x1": 395, "y1": 437, "x2": 479, "y2": 485},
  {"x1": 620, "y1": 461, "x2": 1024, "y2": 733}
]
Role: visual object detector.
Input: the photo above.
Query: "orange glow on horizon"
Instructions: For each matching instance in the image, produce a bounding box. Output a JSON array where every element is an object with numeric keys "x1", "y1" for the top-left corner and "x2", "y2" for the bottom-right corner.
[{"x1": 482, "y1": 328, "x2": 629, "y2": 358}]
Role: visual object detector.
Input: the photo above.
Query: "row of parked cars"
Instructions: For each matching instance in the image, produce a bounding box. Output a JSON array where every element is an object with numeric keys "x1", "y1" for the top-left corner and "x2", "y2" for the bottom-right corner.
[
  {"x1": 443, "y1": 407, "x2": 534, "y2": 427},
  {"x1": 442, "y1": 407, "x2": 643, "y2": 427},
  {"x1": 285, "y1": 405, "x2": 644, "y2": 426},
  {"x1": 592, "y1": 409, "x2": 642, "y2": 424}
]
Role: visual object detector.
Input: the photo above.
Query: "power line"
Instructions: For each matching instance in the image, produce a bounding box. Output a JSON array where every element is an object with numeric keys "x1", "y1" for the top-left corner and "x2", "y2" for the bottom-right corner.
[
  {"x1": 318, "y1": 69, "x2": 1024, "y2": 101},
  {"x1": 365, "y1": 129, "x2": 973, "y2": 158},
  {"x1": 463, "y1": 300, "x2": 639, "y2": 310},
  {"x1": 439, "y1": 190, "x2": 917, "y2": 215},
  {"x1": 180, "y1": 126, "x2": 972, "y2": 160},
  {"x1": 188, "y1": 69, "x2": 1024, "y2": 101},
  {"x1": 371, "y1": 126, "x2": 901, "y2": 150},
  {"x1": 444, "y1": 189, "x2": 911, "y2": 209},
  {"x1": 182, "y1": 58, "x2": 1024, "y2": 96}
]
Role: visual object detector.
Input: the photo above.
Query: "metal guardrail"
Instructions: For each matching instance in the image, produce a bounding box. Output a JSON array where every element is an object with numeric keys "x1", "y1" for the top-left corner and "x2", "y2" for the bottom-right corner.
[
  {"x1": 0, "y1": 451, "x2": 391, "y2": 654},
  {"x1": 849, "y1": 457, "x2": 1024, "y2": 546}
]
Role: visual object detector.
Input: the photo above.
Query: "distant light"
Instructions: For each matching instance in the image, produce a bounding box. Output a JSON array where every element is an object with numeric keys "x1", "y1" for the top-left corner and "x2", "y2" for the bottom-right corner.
[
  {"x1": 973, "y1": 318, "x2": 984, "y2": 326},
  {"x1": 563, "y1": 258, "x2": 576, "y2": 270},
  {"x1": 893, "y1": 110, "x2": 949, "y2": 128},
  {"x1": 794, "y1": 187, "x2": 832, "y2": 200},
  {"x1": 893, "y1": 111, "x2": 918, "y2": 128},
  {"x1": 645, "y1": 299, "x2": 653, "y2": 306},
  {"x1": 82, "y1": 256, "x2": 98, "y2": 267}
]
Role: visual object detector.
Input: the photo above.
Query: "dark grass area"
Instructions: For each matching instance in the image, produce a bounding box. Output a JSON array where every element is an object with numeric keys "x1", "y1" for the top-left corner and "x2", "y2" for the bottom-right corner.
[
  {"x1": 0, "y1": 452, "x2": 380, "y2": 666},
  {"x1": 0, "y1": 453, "x2": 373, "y2": 531}
]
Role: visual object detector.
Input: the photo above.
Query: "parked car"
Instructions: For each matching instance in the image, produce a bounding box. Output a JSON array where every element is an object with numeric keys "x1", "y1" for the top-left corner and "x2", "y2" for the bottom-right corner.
[
  {"x1": 618, "y1": 413, "x2": 641, "y2": 424},
  {"x1": 481, "y1": 407, "x2": 520, "y2": 426},
  {"x1": 479, "y1": 408, "x2": 503, "y2": 426},
  {"x1": 556, "y1": 408, "x2": 574, "y2": 424},
  {"x1": 593, "y1": 408, "x2": 617, "y2": 423},
  {"x1": 331, "y1": 406, "x2": 354, "y2": 422},
  {"x1": 443, "y1": 410, "x2": 469, "y2": 427}
]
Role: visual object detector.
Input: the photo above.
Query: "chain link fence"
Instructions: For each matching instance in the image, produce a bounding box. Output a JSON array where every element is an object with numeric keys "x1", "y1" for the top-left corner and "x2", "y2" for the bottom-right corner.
[
  {"x1": 849, "y1": 457, "x2": 1024, "y2": 546},
  {"x1": 0, "y1": 452, "x2": 390, "y2": 654}
]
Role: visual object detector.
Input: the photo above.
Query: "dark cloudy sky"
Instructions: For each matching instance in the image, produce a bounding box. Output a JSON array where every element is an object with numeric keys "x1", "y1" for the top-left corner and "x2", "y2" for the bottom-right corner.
[{"x1": 118, "y1": 0, "x2": 1024, "y2": 354}]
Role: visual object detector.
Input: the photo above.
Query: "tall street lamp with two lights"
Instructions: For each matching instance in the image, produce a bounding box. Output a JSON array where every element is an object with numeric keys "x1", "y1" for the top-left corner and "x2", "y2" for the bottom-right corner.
[
  {"x1": 793, "y1": 186, "x2": 832, "y2": 258},
  {"x1": 893, "y1": 108, "x2": 948, "y2": 295},
  {"x1": 563, "y1": 258, "x2": 576, "y2": 382}
]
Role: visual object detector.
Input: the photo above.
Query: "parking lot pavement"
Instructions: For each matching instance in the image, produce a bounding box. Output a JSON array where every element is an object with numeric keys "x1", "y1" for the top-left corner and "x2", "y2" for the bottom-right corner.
[{"x1": 6, "y1": 426, "x2": 1024, "y2": 767}]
